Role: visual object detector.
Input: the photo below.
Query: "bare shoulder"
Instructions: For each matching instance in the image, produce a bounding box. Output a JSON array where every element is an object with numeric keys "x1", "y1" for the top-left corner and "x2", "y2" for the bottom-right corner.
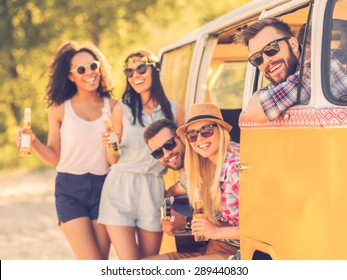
[
  {"x1": 109, "y1": 97, "x2": 118, "y2": 111},
  {"x1": 111, "y1": 100, "x2": 123, "y2": 124},
  {"x1": 112, "y1": 99, "x2": 123, "y2": 113},
  {"x1": 111, "y1": 99, "x2": 123, "y2": 136},
  {"x1": 49, "y1": 103, "x2": 64, "y2": 123}
]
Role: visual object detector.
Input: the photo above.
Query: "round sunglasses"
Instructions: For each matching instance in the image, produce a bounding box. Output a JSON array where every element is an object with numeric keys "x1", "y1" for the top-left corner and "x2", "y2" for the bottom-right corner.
[
  {"x1": 185, "y1": 123, "x2": 218, "y2": 143},
  {"x1": 151, "y1": 135, "x2": 177, "y2": 159},
  {"x1": 70, "y1": 60, "x2": 101, "y2": 75},
  {"x1": 248, "y1": 37, "x2": 289, "y2": 67},
  {"x1": 123, "y1": 63, "x2": 149, "y2": 78}
]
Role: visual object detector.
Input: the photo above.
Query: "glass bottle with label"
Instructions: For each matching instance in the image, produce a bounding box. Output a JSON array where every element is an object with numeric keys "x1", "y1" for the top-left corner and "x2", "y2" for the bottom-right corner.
[
  {"x1": 101, "y1": 108, "x2": 121, "y2": 156},
  {"x1": 193, "y1": 200, "x2": 209, "y2": 242},
  {"x1": 18, "y1": 108, "x2": 32, "y2": 157}
]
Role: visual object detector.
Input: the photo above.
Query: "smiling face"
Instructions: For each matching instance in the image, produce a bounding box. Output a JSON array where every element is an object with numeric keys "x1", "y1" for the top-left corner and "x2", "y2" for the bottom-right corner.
[
  {"x1": 186, "y1": 120, "x2": 220, "y2": 164},
  {"x1": 147, "y1": 127, "x2": 185, "y2": 171},
  {"x1": 126, "y1": 58, "x2": 153, "y2": 95},
  {"x1": 248, "y1": 26, "x2": 300, "y2": 86},
  {"x1": 68, "y1": 51, "x2": 100, "y2": 92}
]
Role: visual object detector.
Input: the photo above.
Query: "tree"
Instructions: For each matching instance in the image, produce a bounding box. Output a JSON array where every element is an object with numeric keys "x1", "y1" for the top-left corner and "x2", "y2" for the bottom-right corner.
[{"x1": 0, "y1": 0, "x2": 250, "y2": 171}]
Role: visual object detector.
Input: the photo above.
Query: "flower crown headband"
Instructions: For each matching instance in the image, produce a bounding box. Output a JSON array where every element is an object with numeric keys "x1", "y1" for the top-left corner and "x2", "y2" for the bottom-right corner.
[{"x1": 124, "y1": 55, "x2": 160, "y2": 72}]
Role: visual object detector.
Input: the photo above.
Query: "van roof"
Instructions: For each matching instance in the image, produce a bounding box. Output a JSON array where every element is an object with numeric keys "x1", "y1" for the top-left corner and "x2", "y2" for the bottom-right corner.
[{"x1": 158, "y1": 0, "x2": 297, "y2": 55}]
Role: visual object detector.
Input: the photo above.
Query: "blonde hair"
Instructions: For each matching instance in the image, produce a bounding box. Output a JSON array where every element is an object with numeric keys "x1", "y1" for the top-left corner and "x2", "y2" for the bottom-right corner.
[{"x1": 185, "y1": 124, "x2": 230, "y2": 223}]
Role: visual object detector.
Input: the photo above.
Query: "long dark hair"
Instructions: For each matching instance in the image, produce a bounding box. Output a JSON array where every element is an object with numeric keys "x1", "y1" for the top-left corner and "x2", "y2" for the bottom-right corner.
[
  {"x1": 46, "y1": 41, "x2": 113, "y2": 107},
  {"x1": 122, "y1": 50, "x2": 173, "y2": 127}
]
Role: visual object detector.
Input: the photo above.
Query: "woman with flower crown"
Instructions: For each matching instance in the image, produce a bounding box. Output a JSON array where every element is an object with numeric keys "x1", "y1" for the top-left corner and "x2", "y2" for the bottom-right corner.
[{"x1": 98, "y1": 50, "x2": 185, "y2": 259}]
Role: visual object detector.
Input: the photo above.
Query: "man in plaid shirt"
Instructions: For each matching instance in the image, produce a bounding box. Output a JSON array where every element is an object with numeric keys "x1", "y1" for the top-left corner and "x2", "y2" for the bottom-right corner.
[{"x1": 237, "y1": 17, "x2": 347, "y2": 123}]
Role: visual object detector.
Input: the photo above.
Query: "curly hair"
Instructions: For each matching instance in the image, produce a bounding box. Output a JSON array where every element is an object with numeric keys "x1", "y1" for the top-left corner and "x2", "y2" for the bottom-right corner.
[
  {"x1": 121, "y1": 50, "x2": 173, "y2": 127},
  {"x1": 46, "y1": 41, "x2": 113, "y2": 107}
]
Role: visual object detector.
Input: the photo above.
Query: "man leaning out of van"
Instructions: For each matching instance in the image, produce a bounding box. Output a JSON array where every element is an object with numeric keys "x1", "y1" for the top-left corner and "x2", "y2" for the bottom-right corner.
[{"x1": 237, "y1": 17, "x2": 347, "y2": 123}]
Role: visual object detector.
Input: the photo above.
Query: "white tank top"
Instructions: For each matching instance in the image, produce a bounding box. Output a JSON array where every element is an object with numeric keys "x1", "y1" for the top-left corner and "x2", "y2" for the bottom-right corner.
[{"x1": 56, "y1": 98, "x2": 111, "y2": 175}]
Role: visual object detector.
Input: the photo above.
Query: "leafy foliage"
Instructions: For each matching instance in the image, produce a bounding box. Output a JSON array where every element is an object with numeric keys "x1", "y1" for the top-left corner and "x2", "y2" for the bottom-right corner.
[{"x1": 0, "y1": 0, "x2": 249, "y2": 171}]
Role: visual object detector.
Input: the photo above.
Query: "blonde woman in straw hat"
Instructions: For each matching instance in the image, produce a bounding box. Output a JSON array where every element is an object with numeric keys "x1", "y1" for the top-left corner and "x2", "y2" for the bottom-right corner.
[{"x1": 144, "y1": 103, "x2": 240, "y2": 260}]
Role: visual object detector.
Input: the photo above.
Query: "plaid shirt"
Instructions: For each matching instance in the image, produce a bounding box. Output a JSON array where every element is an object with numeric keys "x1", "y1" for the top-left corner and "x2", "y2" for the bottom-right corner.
[
  {"x1": 219, "y1": 141, "x2": 240, "y2": 226},
  {"x1": 258, "y1": 55, "x2": 347, "y2": 120}
]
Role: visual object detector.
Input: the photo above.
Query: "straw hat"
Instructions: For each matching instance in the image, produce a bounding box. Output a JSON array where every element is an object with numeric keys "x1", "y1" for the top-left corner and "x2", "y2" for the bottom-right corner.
[{"x1": 176, "y1": 103, "x2": 232, "y2": 138}]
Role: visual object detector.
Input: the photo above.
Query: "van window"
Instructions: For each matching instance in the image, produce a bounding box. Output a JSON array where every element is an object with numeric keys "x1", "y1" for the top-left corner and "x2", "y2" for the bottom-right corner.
[
  {"x1": 323, "y1": 0, "x2": 347, "y2": 104},
  {"x1": 256, "y1": 5, "x2": 312, "y2": 105},
  {"x1": 203, "y1": 34, "x2": 249, "y2": 143},
  {"x1": 160, "y1": 43, "x2": 195, "y2": 107},
  {"x1": 209, "y1": 61, "x2": 247, "y2": 109}
]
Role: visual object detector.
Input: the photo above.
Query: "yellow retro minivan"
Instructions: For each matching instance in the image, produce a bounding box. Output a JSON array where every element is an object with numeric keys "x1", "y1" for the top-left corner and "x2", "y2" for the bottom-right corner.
[{"x1": 158, "y1": 0, "x2": 347, "y2": 259}]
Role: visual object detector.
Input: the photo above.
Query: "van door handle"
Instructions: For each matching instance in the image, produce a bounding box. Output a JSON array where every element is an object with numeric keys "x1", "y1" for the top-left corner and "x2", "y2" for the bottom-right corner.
[{"x1": 236, "y1": 163, "x2": 249, "y2": 171}]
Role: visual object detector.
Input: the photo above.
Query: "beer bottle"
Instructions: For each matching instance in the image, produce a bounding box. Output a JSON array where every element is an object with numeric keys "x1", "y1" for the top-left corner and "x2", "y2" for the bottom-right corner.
[
  {"x1": 18, "y1": 108, "x2": 32, "y2": 157},
  {"x1": 101, "y1": 108, "x2": 120, "y2": 156},
  {"x1": 193, "y1": 200, "x2": 209, "y2": 242}
]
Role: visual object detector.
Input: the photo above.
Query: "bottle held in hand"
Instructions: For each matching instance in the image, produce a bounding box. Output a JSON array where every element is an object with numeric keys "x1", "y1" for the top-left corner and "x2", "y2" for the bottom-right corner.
[
  {"x1": 102, "y1": 108, "x2": 121, "y2": 156},
  {"x1": 18, "y1": 108, "x2": 32, "y2": 157},
  {"x1": 193, "y1": 200, "x2": 209, "y2": 242}
]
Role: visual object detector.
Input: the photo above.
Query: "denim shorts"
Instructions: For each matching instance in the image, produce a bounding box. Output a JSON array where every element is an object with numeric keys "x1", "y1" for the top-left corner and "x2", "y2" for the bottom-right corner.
[
  {"x1": 55, "y1": 172, "x2": 107, "y2": 223},
  {"x1": 98, "y1": 170, "x2": 164, "y2": 232}
]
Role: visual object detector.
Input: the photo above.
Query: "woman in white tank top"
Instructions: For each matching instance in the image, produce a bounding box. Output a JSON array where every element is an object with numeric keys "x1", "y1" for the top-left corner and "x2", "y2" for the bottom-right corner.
[{"x1": 16, "y1": 41, "x2": 116, "y2": 259}]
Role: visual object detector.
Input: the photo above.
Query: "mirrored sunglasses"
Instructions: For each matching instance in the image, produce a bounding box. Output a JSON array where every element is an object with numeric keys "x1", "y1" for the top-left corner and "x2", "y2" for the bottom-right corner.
[
  {"x1": 185, "y1": 123, "x2": 218, "y2": 143},
  {"x1": 70, "y1": 60, "x2": 101, "y2": 75},
  {"x1": 151, "y1": 135, "x2": 177, "y2": 159},
  {"x1": 123, "y1": 63, "x2": 148, "y2": 78},
  {"x1": 248, "y1": 37, "x2": 289, "y2": 67}
]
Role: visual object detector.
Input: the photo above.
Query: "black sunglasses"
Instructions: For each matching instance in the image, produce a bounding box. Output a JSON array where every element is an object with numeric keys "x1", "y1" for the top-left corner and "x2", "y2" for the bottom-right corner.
[
  {"x1": 124, "y1": 63, "x2": 148, "y2": 78},
  {"x1": 185, "y1": 124, "x2": 218, "y2": 143},
  {"x1": 248, "y1": 37, "x2": 289, "y2": 67},
  {"x1": 70, "y1": 60, "x2": 101, "y2": 75},
  {"x1": 151, "y1": 135, "x2": 177, "y2": 159}
]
